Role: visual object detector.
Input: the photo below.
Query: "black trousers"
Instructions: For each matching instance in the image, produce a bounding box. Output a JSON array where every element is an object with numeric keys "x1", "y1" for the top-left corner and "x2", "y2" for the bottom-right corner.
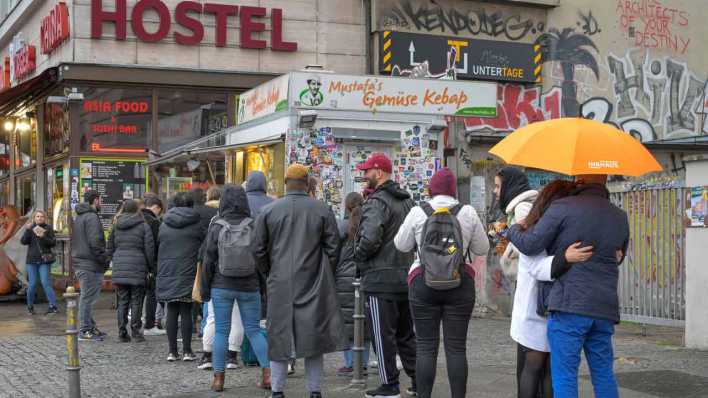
[
  {"x1": 409, "y1": 272, "x2": 475, "y2": 398},
  {"x1": 116, "y1": 284, "x2": 146, "y2": 336},
  {"x1": 144, "y1": 285, "x2": 158, "y2": 329},
  {"x1": 366, "y1": 295, "x2": 416, "y2": 386},
  {"x1": 166, "y1": 301, "x2": 193, "y2": 354}
]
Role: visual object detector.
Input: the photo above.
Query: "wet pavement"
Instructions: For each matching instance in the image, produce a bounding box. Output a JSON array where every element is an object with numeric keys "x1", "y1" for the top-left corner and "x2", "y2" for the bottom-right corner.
[{"x1": 1, "y1": 292, "x2": 707, "y2": 397}]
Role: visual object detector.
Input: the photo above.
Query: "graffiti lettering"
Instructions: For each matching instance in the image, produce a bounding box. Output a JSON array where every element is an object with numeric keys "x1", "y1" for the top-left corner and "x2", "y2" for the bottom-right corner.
[
  {"x1": 616, "y1": 0, "x2": 691, "y2": 54},
  {"x1": 577, "y1": 10, "x2": 601, "y2": 36},
  {"x1": 464, "y1": 84, "x2": 561, "y2": 132},
  {"x1": 381, "y1": 0, "x2": 543, "y2": 41}
]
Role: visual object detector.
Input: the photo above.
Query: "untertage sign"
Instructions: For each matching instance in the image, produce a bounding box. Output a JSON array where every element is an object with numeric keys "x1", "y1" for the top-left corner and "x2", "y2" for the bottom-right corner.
[
  {"x1": 380, "y1": 31, "x2": 541, "y2": 83},
  {"x1": 289, "y1": 72, "x2": 497, "y2": 117},
  {"x1": 91, "y1": 0, "x2": 297, "y2": 51}
]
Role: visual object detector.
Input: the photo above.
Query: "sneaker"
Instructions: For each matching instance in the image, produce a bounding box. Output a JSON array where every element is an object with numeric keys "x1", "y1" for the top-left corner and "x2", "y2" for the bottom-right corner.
[
  {"x1": 405, "y1": 386, "x2": 417, "y2": 396},
  {"x1": 226, "y1": 351, "x2": 240, "y2": 369},
  {"x1": 46, "y1": 305, "x2": 59, "y2": 315},
  {"x1": 167, "y1": 353, "x2": 179, "y2": 362},
  {"x1": 287, "y1": 362, "x2": 295, "y2": 375},
  {"x1": 183, "y1": 352, "x2": 197, "y2": 361},
  {"x1": 93, "y1": 328, "x2": 108, "y2": 338},
  {"x1": 368, "y1": 360, "x2": 379, "y2": 369},
  {"x1": 143, "y1": 327, "x2": 166, "y2": 336},
  {"x1": 310, "y1": 393, "x2": 322, "y2": 398},
  {"x1": 271, "y1": 393, "x2": 285, "y2": 398},
  {"x1": 79, "y1": 331, "x2": 104, "y2": 342},
  {"x1": 27, "y1": 305, "x2": 34, "y2": 315},
  {"x1": 337, "y1": 366, "x2": 353, "y2": 377},
  {"x1": 118, "y1": 333, "x2": 131, "y2": 343},
  {"x1": 365, "y1": 384, "x2": 401, "y2": 398},
  {"x1": 197, "y1": 352, "x2": 213, "y2": 370}
]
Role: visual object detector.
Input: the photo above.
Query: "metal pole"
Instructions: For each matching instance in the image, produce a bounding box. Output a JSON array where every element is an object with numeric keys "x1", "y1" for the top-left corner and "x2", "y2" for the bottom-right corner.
[
  {"x1": 350, "y1": 278, "x2": 366, "y2": 389},
  {"x1": 64, "y1": 286, "x2": 81, "y2": 398}
]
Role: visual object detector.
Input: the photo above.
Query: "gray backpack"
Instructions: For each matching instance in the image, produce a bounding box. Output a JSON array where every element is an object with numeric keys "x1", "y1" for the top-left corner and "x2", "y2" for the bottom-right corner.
[
  {"x1": 214, "y1": 218, "x2": 256, "y2": 277},
  {"x1": 418, "y1": 202, "x2": 465, "y2": 290}
]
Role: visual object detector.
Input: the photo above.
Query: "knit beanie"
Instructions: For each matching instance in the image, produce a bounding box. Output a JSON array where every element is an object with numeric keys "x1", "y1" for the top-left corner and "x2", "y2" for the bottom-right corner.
[{"x1": 429, "y1": 168, "x2": 457, "y2": 197}]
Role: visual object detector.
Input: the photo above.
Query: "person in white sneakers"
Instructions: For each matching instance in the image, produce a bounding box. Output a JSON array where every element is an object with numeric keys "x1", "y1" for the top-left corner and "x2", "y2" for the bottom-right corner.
[{"x1": 198, "y1": 300, "x2": 244, "y2": 370}]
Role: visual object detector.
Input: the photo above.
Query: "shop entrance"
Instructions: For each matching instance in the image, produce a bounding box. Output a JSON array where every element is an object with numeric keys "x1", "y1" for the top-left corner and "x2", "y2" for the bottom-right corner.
[{"x1": 342, "y1": 142, "x2": 393, "y2": 201}]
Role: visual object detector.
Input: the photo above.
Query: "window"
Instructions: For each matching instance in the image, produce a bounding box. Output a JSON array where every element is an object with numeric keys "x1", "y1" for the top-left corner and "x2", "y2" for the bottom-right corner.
[
  {"x1": 46, "y1": 164, "x2": 69, "y2": 234},
  {"x1": 15, "y1": 173, "x2": 35, "y2": 216},
  {"x1": 0, "y1": 130, "x2": 9, "y2": 177},
  {"x1": 157, "y1": 90, "x2": 228, "y2": 153},
  {"x1": 79, "y1": 87, "x2": 152, "y2": 154},
  {"x1": 14, "y1": 117, "x2": 37, "y2": 170},
  {"x1": 44, "y1": 102, "x2": 70, "y2": 157}
]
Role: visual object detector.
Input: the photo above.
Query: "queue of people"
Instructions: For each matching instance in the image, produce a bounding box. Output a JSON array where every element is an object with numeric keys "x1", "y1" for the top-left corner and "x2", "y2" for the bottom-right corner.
[{"x1": 41, "y1": 149, "x2": 627, "y2": 398}]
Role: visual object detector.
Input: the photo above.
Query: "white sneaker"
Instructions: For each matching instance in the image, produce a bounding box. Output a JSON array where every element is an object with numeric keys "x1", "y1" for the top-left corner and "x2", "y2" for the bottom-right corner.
[
  {"x1": 167, "y1": 353, "x2": 179, "y2": 362},
  {"x1": 183, "y1": 352, "x2": 197, "y2": 361},
  {"x1": 287, "y1": 362, "x2": 295, "y2": 375},
  {"x1": 143, "y1": 327, "x2": 166, "y2": 336},
  {"x1": 369, "y1": 360, "x2": 379, "y2": 369}
]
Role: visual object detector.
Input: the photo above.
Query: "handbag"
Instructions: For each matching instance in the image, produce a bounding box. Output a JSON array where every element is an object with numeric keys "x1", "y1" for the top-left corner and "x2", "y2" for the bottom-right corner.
[
  {"x1": 33, "y1": 232, "x2": 56, "y2": 264},
  {"x1": 192, "y1": 262, "x2": 203, "y2": 303}
]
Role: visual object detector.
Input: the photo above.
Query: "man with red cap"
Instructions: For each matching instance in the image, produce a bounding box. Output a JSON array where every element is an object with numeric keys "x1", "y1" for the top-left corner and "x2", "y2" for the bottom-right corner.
[
  {"x1": 353, "y1": 153, "x2": 417, "y2": 398},
  {"x1": 394, "y1": 168, "x2": 489, "y2": 398}
]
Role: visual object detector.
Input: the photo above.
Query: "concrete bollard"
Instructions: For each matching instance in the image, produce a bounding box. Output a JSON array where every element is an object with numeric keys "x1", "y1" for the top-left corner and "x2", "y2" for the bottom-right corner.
[
  {"x1": 64, "y1": 286, "x2": 81, "y2": 398},
  {"x1": 350, "y1": 278, "x2": 366, "y2": 389}
]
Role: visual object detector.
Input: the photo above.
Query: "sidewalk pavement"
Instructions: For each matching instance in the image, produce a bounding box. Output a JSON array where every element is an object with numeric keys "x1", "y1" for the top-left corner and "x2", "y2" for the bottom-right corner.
[{"x1": 1, "y1": 292, "x2": 707, "y2": 397}]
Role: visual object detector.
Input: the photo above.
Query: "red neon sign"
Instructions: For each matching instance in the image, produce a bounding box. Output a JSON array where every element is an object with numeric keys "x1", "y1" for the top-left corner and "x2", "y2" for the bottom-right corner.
[
  {"x1": 41, "y1": 2, "x2": 70, "y2": 55},
  {"x1": 0, "y1": 58, "x2": 10, "y2": 92},
  {"x1": 13, "y1": 44, "x2": 36, "y2": 80},
  {"x1": 91, "y1": 143, "x2": 145, "y2": 153},
  {"x1": 90, "y1": 0, "x2": 297, "y2": 51}
]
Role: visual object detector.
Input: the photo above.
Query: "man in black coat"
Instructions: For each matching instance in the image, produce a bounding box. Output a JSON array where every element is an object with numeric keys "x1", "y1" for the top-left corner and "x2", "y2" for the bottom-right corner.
[
  {"x1": 353, "y1": 153, "x2": 417, "y2": 398},
  {"x1": 253, "y1": 164, "x2": 345, "y2": 398},
  {"x1": 141, "y1": 195, "x2": 164, "y2": 335},
  {"x1": 71, "y1": 190, "x2": 109, "y2": 341}
]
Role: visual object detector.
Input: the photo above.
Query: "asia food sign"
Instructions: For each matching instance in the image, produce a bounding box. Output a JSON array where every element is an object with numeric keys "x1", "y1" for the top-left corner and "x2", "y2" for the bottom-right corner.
[
  {"x1": 41, "y1": 2, "x2": 70, "y2": 55},
  {"x1": 237, "y1": 75, "x2": 289, "y2": 124},
  {"x1": 289, "y1": 72, "x2": 497, "y2": 117},
  {"x1": 379, "y1": 31, "x2": 541, "y2": 83}
]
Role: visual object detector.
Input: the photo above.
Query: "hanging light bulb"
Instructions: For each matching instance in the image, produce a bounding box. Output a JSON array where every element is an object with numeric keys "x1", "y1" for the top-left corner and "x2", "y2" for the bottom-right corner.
[
  {"x1": 3, "y1": 120, "x2": 13, "y2": 131},
  {"x1": 17, "y1": 120, "x2": 30, "y2": 132}
]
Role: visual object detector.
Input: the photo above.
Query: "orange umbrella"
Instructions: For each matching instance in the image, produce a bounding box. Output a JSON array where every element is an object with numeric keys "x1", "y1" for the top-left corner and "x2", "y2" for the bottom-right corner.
[{"x1": 488, "y1": 118, "x2": 663, "y2": 177}]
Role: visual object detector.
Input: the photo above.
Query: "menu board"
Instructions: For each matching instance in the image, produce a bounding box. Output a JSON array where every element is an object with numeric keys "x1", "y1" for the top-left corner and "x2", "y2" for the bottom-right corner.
[{"x1": 79, "y1": 158, "x2": 147, "y2": 230}]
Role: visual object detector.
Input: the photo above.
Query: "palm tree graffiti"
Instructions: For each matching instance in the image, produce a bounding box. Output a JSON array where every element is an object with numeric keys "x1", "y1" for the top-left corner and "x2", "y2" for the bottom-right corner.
[{"x1": 536, "y1": 27, "x2": 600, "y2": 116}]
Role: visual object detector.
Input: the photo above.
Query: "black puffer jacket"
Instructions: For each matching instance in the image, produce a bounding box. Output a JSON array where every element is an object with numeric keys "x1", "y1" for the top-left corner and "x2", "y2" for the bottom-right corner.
[
  {"x1": 354, "y1": 180, "x2": 414, "y2": 297},
  {"x1": 156, "y1": 207, "x2": 204, "y2": 301},
  {"x1": 107, "y1": 213, "x2": 155, "y2": 286},
  {"x1": 21, "y1": 223, "x2": 56, "y2": 264},
  {"x1": 141, "y1": 209, "x2": 161, "y2": 259},
  {"x1": 335, "y1": 218, "x2": 357, "y2": 340},
  {"x1": 71, "y1": 203, "x2": 108, "y2": 273},
  {"x1": 201, "y1": 185, "x2": 259, "y2": 302}
]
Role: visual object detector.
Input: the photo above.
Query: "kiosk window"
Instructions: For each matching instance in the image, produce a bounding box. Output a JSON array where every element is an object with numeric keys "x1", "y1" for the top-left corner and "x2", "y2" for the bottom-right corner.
[{"x1": 157, "y1": 90, "x2": 228, "y2": 153}]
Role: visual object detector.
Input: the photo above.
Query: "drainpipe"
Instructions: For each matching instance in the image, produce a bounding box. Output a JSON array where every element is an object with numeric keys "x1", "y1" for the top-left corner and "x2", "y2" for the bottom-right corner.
[{"x1": 364, "y1": 0, "x2": 373, "y2": 74}]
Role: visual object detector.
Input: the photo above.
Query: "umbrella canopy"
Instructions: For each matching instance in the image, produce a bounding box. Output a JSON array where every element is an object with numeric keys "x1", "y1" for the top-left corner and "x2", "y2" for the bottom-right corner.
[{"x1": 488, "y1": 118, "x2": 663, "y2": 177}]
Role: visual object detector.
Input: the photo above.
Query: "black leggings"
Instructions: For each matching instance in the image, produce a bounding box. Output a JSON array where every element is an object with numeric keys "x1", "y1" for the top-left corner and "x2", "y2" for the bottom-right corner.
[
  {"x1": 517, "y1": 344, "x2": 553, "y2": 398},
  {"x1": 166, "y1": 301, "x2": 193, "y2": 355}
]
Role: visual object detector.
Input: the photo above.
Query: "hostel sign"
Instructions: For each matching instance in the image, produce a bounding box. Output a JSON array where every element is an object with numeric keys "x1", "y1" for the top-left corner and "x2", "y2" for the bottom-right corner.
[
  {"x1": 379, "y1": 31, "x2": 541, "y2": 83},
  {"x1": 289, "y1": 72, "x2": 497, "y2": 117}
]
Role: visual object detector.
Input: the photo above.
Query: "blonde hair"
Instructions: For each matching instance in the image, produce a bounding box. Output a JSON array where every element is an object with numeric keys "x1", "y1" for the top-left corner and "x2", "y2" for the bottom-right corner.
[{"x1": 32, "y1": 210, "x2": 47, "y2": 223}]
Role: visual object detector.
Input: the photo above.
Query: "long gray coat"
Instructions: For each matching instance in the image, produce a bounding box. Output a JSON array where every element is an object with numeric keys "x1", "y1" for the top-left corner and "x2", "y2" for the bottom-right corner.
[{"x1": 253, "y1": 190, "x2": 346, "y2": 361}]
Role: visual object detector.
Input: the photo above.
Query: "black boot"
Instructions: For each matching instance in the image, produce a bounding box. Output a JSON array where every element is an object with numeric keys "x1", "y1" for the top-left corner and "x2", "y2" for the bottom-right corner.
[{"x1": 118, "y1": 329, "x2": 131, "y2": 343}]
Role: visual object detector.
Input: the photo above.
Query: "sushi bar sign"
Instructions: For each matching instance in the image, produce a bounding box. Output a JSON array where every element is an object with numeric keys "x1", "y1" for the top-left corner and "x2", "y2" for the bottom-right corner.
[{"x1": 91, "y1": 0, "x2": 298, "y2": 51}]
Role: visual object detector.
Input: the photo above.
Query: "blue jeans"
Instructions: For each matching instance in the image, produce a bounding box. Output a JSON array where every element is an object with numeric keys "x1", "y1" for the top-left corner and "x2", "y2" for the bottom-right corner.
[
  {"x1": 26, "y1": 263, "x2": 57, "y2": 307},
  {"x1": 212, "y1": 288, "x2": 269, "y2": 372},
  {"x1": 343, "y1": 344, "x2": 370, "y2": 368},
  {"x1": 547, "y1": 312, "x2": 618, "y2": 398}
]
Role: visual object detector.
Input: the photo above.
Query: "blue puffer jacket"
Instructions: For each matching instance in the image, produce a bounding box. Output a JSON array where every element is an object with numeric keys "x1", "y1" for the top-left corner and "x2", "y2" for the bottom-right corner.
[{"x1": 506, "y1": 184, "x2": 629, "y2": 322}]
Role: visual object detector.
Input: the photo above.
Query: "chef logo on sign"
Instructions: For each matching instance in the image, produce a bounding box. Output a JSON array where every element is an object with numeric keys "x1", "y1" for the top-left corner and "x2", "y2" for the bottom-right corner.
[{"x1": 300, "y1": 75, "x2": 324, "y2": 106}]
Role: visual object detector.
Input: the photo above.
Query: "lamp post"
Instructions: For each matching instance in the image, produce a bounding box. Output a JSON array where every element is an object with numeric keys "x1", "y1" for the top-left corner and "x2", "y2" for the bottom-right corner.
[{"x1": 64, "y1": 286, "x2": 81, "y2": 398}]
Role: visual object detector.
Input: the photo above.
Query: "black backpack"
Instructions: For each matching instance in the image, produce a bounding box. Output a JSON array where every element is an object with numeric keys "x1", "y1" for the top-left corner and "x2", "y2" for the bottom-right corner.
[{"x1": 418, "y1": 202, "x2": 465, "y2": 290}]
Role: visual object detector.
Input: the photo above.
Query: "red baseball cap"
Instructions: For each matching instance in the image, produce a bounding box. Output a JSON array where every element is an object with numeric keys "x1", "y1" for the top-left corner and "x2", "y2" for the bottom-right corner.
[{"x1": 357, "y1": 153, "x2": 393, "y2": 173}]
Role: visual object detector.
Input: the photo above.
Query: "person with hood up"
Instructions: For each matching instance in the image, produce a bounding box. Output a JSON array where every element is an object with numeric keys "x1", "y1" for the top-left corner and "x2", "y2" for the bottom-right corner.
[
  {"x1": 157, "y1": 192, "x2": 205, "y2": 362},
  {"x1": 334, "y1": 192, "x2": 370, "y2": 377},
  {"x1": 492, "y1": 167, "x2": 538, "y2": 280},
  {"x1": 353, "y1": 153, "x2": 417, "y2": 398},
  {"x1": 254, "y1": 164, "x2": 345, "y2": 398},
  {"x1": 71, "y1": 190, "x2": 109, "y2": 341},
  {"x1": 246, "y1": 171, "x2": 275, "y2": 217},
  {"x1": 201, "y1": 185, "x2": 269, "y2": 392},
  {"x1": 107, "y1": 199, "x2": 156, "y2": 343},
  {"x1": 393, "y1": 168, "x2": 489, "y2": 398}
]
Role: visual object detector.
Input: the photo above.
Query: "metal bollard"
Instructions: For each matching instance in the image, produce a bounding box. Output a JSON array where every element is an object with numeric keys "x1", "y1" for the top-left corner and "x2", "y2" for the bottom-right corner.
[
  {"x1": 350, "y1": 278, "x2": 366, "y2": 388},
  {"x1": 64, "y1": 286, "x2": 81, "y2": 398}
]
